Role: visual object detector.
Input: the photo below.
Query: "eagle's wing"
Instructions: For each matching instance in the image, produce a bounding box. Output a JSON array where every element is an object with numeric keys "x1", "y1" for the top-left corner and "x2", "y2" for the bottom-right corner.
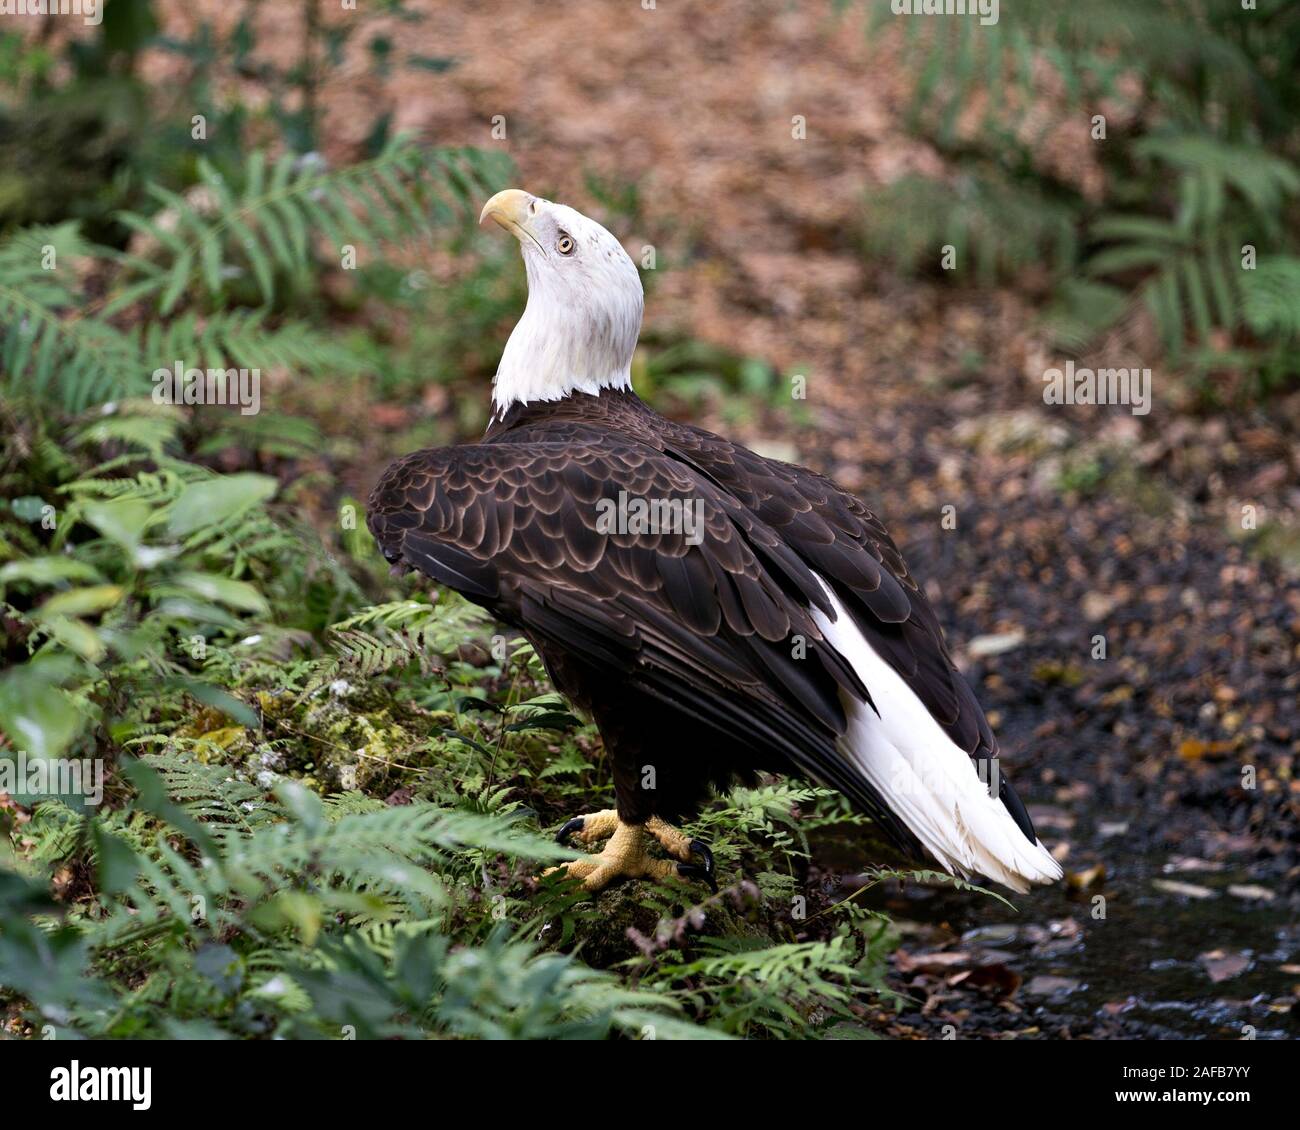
[
  {"x1": 658, "y1": 425, "x2": 1037, "y2": 841},
  {"x1": 367, "y1": 437, "x2": 921, "y2": 849}
]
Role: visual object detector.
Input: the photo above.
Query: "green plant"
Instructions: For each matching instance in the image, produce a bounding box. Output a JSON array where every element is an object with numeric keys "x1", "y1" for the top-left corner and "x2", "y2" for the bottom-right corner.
[
  {"x1": 0, "y1": 141, "x2": 510, "y2": 411},
  {"x1": 853, "y1": 0, "x2": 1300, "y2": 397},
  {"x1": 0, "y1": 763, "x2": 702, "y2": 1039}
]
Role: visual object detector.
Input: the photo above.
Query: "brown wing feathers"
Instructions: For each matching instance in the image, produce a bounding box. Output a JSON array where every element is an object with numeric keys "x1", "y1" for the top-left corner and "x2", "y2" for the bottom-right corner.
[
  {"x1": 369, "y1": 440, "x2": 855, "y2": 710},
  {"x1": 487, "y1": 395, "x2": 993, "y2": 766},
  {"x1": 366, "y1": 437, "x2": 929, "y2": 847}
]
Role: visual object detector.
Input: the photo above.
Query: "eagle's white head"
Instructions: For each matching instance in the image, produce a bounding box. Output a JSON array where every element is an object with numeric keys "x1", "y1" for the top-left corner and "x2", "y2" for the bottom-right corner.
[{"x1": 479, "y1": 189, "x2": 643, "y2": 418}]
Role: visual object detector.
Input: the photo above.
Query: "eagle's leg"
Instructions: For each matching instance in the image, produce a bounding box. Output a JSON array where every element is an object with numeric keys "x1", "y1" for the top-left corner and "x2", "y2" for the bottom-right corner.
[{"x1": 549, "y1": 814, "x2": 716, "y2": 893}]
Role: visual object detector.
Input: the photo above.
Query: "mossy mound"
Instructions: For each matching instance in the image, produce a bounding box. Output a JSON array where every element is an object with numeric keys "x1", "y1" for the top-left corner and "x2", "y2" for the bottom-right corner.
[{"x1": 554, "y1": 880, "x2": 781, "y2": 969}]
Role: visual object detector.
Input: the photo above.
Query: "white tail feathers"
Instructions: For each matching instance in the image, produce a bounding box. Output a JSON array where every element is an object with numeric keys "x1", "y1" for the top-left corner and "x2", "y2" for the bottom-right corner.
[{"x1": 810, "y1": 579, "x2": 1063, "y2": 893}]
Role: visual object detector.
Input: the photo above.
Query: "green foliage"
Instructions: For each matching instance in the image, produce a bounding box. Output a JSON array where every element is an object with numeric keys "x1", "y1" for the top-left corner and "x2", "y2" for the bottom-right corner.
[
  {"x1": 863, "y1": 171, "x2": 1077, "y2": 285},
  {"x1": 854, "y1": 0, "x2": 1300, "y2": 396},
  {"x1": 346, "y1": 239, "x2": 528, "y2": 411},
  {"x1": 0, "y1": 224, "x2": 137, "y2": 410},
  {"x1": 324, "y1": 598, "x2": 490, "y2": 681},
  {"x1": 112, "y1": 143, "x2": 509, "y2": 313},
  {"x1": 1, "y1": 410, "x2": 957, "y2": 1040},
  {"x1": 1239, "y1": 254, "x2": 1300, "y2": 392},
  {"x1": 633, "y1": 335, "x2": 803, "y2": 426},
  {"x1": 0, "y1": 768, "x2": 690, "y2": 1039},
  {"x1": 0, "y1": 140, "x2": 507, "y2": 411},
  {"x1": 0, "y1": 0, "x2": 451, "y2": 233},
  {"x1": 642, "y1": 932, "x2": 889, "y2": 1038}
]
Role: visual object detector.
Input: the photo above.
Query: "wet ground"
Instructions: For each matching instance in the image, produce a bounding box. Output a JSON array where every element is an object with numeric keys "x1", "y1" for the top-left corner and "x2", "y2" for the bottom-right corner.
[
  {"x1": 802, "y1": 472, "x2": 1299, "y2": 1040},
  {"x1": 832, "y1": 834, "x2": 1297, "y2": 1040}
]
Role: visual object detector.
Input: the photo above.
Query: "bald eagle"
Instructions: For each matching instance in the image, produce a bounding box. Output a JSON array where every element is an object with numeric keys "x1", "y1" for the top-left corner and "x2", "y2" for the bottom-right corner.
[{"x1": 368, "y1": 189, "x2": 1062, "y2": 894}]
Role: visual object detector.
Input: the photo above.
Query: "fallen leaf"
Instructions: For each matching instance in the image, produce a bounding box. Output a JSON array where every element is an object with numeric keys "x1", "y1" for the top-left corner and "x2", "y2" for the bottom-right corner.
[
  {"x1": 1199, "y1": 950, "x2": 1250, "y2": 983},
  {"x1": 1227, "y1": 884, "x2": 1274, "y2": 902},
  {"x1": 1066, "y1": 863, "x2": 1106, "y2": 889},
  {"x1": 1152, "y1": 879, "x2": 1217, "y2": 899},
  {"x1": 369, "y1": 403, "x2": 412, "y2": 428},
  {"x1": 894, "y1": 950, "x2": 978, "y2": 974},
  {"x1": 1177, "y1": 738, "x2": 1235, "y2": 761},
  {"x1": 966, "y1": 631, "x2": 1025, "y2": 658},
  {"x1": 950, "y1": 963, "x2": 1022, "y2": 997},
  {"x1": 1082, "y1": 591, "x2": 1118, "y2": 621},
  {"x1": 1024, "y1": 975, "x2": 1080, "y2": 996},
  {"x1": 1164, "y1": 856, "x2": 1227, "y2": 873}
]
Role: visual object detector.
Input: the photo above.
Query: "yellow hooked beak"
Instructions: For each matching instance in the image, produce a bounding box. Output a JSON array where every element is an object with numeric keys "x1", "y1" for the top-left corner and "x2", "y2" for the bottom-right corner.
[{"x1": 479, "y1": 188, "x2": 545, "y2": 253}]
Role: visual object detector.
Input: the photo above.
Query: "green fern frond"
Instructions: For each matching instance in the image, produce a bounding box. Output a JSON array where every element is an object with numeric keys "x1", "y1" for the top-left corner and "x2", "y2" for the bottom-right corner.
[
  {"x1": 315, "y1": 596, "x2": 491, "y2": 683},
  {"x1": 141, "y1": 753, "x2": 279, "y2": 835},
  {"x1": 112, "y1": 141, "x2": 512, "y2": 312},
  {"x1": 133, "y1": 309, "x2": 369, "y2": 377},
  {"x1": 863, "y1": 171, "x2": 1077, "y2": 285},
  {"x1": 0, "y1": 226, "x2": 140, "y2": 411},
  {"x1": 1240, "y1": 255, "x2": 1300, "y2": 341}
]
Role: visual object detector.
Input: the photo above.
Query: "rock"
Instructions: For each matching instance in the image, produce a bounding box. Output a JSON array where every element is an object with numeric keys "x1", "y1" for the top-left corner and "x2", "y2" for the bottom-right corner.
[{"x1": 961, "y1": 925, "x2": 1019, "y2": 946}]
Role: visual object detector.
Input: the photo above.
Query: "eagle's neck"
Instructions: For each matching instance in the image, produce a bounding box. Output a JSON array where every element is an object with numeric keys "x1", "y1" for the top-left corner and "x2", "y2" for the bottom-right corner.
[
  {"x1": 490, "y1": 261, "x2": 642, "y2": 421},
  {"x1": 484, "y1": 387, "x2": 653, "y2": 440}
]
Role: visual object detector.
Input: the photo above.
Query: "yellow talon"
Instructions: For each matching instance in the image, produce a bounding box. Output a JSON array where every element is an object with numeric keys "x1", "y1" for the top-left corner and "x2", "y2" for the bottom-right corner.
[{"x1": 547, "y1": 814, "x2": 715, "y2": 893}]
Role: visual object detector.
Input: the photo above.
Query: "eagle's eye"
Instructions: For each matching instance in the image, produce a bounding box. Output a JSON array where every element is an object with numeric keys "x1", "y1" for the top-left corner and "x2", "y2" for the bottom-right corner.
[{"x1": 556, "y1": 233, "x2": 576, "y2": 256}]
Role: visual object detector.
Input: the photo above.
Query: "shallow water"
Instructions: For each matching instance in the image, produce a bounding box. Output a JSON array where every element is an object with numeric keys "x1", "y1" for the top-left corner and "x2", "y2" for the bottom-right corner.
[{"x1": 821, "y1": 831, "x2": 1297, "y2": 1039}]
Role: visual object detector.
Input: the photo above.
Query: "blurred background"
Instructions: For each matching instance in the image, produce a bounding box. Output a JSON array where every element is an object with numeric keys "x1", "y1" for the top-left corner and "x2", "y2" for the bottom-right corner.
[{"x1": 0, "y1": 0, "x2": 1296, "y2": 1040}]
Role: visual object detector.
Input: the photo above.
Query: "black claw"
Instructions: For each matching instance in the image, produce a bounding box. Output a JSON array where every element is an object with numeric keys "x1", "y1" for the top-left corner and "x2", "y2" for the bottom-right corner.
[
  {"x1": 556, "y1": 816, "x2": 586, "y2": 846},
  {"x1": 689, "y1": 838, "x2": 715, "y2": 874},
  {"x1": 679, "y1": 839, "x2": 718, "y2": 892},
  {"x1": 676, "y1": 863, "x2": 718, "y2": 893}
]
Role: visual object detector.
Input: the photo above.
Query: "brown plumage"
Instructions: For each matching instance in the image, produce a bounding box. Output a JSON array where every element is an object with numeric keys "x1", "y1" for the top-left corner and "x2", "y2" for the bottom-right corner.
[{"x1": 368, "y1": 389, "x2": 1037, "y2": 852}]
